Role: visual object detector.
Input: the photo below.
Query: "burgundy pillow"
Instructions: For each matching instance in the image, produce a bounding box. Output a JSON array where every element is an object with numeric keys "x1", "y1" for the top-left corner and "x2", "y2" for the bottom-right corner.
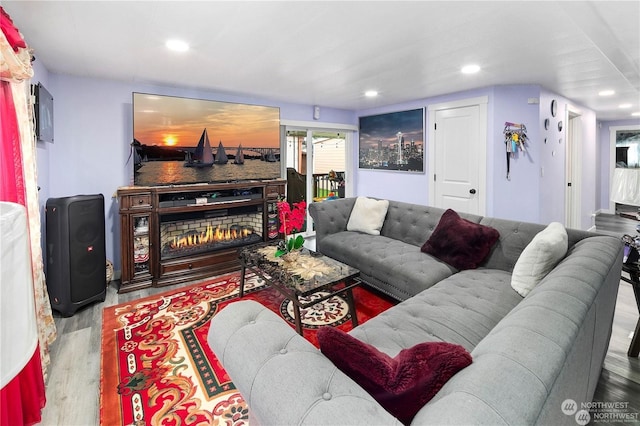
[
  {"x1": 421, "y1": 209, "x2": 499, "y2": 270},
  {"x1": 317, "y1": 326, "x2": 472, "y2": 424}
]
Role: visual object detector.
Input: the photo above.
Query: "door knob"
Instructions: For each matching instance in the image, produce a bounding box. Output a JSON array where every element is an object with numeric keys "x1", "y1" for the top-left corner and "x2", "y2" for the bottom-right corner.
[{"x1": 469, "y1": 189, "x2": 477, "y2": 194}]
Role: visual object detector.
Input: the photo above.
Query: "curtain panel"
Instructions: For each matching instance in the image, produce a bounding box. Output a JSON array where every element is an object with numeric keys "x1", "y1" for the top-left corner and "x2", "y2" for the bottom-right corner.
[{"x1": 1, "y1": 7, "x2": 57, "y2": 424}]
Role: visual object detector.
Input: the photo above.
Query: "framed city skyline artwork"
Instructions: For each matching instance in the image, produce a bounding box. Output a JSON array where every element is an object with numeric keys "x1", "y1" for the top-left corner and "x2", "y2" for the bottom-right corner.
[{"x1": 358, "y1": 108, "x2": 424, "y2": 172}]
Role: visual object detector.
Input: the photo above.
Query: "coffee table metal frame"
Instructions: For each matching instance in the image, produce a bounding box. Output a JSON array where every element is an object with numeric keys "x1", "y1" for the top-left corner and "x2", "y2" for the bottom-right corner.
[{"x1": 238, "y1": 244, "x2": 361, "y2": 335}]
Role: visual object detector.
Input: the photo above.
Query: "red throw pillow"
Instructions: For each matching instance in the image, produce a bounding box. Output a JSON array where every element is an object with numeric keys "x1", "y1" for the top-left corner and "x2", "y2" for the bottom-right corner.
[
  {"x1": 317, "y1": 327, "x2": 472, "y2": 424},
  {"x1": 421, "y1": 209, "x2": 499, "y2": 270}
]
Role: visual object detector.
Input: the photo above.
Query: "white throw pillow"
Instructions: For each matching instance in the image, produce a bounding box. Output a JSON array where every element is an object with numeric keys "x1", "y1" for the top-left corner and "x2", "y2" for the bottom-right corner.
[
  {"x1": 346, "y1": 197, "x2": 389, "y2": 235},
  {"x1": 511, "y1": 222, "x2": 568, "y2": 297}
]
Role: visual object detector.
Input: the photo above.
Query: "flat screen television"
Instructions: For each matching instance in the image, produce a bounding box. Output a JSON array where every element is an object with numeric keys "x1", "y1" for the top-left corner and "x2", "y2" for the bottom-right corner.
[
  {"x1": 132, "y1": 93, "x2": 281, "y2": 186},
  {"x1": 34, "y1": 83, "x2": 54, "y2": 143}
]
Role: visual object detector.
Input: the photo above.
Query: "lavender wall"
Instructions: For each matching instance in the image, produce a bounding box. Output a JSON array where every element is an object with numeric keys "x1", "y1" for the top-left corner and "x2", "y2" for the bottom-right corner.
[
  {"x1": 354, "y1": 87, "x2": 494, "y2": 207},
  {"x1": 538, "y1": 88, "x2": 567, "y2": 225},
  {"x1": 33, "y1": 71, "x2": 354, "y2": 271},
  {"x1": 491, "y1": 85, "x2": 541, "y2": 222},
  {"x1": 353, "y1": 85, "x2": 601, "y2": 229},
  {"x1": 355, "y1": 85, "x2": 545, "y2": 223}
]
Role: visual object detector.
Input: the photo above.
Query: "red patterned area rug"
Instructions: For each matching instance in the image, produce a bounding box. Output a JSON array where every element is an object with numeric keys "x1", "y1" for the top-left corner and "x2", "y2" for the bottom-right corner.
[{"x1": 100, "y1": 271, "x2": 394, "y2": 425}]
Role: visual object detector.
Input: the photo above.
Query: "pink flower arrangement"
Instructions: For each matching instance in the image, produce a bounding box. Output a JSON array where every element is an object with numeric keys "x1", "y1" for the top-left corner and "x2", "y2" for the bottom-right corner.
[{"x1": 275, "y1": 200, "x2": 306, "y2": 257}]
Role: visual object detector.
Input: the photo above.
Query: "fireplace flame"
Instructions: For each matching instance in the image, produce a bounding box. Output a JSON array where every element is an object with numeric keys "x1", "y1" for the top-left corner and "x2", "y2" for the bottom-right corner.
[{"x1": 169, "y1": 225, "x2": 251, "y2": 250}]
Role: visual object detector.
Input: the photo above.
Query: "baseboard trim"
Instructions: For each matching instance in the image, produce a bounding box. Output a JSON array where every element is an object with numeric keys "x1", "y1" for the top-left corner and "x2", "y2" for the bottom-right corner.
[{"x1": 596, "y1": 209, "x2": 616, "y2": 215}]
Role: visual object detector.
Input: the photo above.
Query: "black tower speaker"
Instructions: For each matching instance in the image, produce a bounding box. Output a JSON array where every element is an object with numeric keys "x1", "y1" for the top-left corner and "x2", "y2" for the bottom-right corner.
[{"x1": 46, "y1": 194, "x2": 106, "y2": 317}]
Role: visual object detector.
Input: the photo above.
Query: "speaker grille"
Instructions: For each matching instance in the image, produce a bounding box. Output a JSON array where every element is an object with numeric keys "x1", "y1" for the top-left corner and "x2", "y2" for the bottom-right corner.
[{"x1": 68, "y1": 198, "x2": 106, "y2": 303}]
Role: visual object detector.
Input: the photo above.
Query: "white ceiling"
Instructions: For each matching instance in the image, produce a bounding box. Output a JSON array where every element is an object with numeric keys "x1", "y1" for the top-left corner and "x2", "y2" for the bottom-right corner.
[{"x1": 3, "y1": 1, "x2": 640, "y2": 121}]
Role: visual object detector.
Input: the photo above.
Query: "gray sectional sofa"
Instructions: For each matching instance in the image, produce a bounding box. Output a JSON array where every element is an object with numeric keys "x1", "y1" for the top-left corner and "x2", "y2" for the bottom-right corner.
[{"x1": 207, "y1": 197, "x2": 623, "y2": 425}]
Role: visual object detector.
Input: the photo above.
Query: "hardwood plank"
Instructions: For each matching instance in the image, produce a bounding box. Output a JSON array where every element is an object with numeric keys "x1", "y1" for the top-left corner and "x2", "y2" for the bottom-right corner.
[
  {"x1": 40, "y1": 328, "x2": 100, "y2": 425},
  {"x1": 593, "y1": 213, "x2": 640, "y2": 414}
]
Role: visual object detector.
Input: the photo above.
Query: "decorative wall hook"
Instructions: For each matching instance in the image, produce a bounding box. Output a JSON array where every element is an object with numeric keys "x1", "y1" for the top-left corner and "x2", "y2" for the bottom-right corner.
[{"x1": 503, "y1": 122, "x2": 528, "y2": 180}]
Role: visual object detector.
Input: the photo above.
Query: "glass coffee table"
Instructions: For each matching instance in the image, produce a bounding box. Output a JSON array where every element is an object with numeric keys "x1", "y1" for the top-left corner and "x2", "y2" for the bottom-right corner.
[{"x1": 238, "y1": 242, "x2": 361, "y2": 335}]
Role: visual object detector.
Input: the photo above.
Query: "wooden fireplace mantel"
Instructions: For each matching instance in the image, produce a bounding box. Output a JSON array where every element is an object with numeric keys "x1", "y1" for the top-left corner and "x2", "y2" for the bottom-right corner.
[{"x1": 117, "y1": 180, "x2": 285, "y2": 293}]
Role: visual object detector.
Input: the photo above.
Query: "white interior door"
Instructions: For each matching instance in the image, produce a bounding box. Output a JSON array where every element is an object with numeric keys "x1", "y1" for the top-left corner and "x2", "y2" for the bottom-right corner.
[
  {"x1": 565, "y1": 109, "x2": 582, "y2": 228},
  {"x1": 432, "y1": 105, "x2": 481, "y2": 214}
]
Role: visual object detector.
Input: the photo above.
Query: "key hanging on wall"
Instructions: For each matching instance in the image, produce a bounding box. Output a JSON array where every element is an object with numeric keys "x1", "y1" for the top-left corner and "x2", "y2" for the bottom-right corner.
[{"x1": 503, "y1": 122, "x2": 528, "y2": 180}]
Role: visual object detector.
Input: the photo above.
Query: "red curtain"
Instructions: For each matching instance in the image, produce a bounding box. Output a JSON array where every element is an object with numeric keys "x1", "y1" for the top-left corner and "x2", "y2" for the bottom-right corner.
[
  {"x1": 0, "y1": 82, "x2": 45, "y2": 426},
  {"x1": 0, "y1": 347, "x2": 46, "y2": 426},
  {"x1": 0, "y1": 7, "x2": 46, "y2": 425},
  {"x1": 0, "y1": 80, "x2": 26, "y2": 204}
]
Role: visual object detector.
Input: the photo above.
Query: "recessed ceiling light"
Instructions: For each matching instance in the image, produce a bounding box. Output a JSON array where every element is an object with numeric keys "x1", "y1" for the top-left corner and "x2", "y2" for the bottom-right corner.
[
  {"x1": 461, "y1": 64, "x2": 481, "y2": 74},
  {"x1": 598, "y1": 90, "x2": 615, "y2": 96},
  {"x1": 166, "y1": 39, "x2": 189, "y2": 52},
  {"x1": 365, "y1": 90, "x2": 378, "y2": 98},
  {"x1": 619, "y1": 103, "x2": 632, "y2": 109},
  {"x1": 632, "y1": 112, "x2": 640, "y2": 117}
]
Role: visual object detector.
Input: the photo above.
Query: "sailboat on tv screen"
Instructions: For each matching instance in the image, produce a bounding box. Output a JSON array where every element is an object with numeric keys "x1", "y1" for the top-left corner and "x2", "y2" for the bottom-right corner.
[
  {"x1": 214, "y1": 141, "x2": 229, "y2": 165},
  {"x1": 184, "y1": 129, "x2": 214, "y2": 168},
  {"x1": 233, "y1": 144, "x2": 244, "y2": 164}
]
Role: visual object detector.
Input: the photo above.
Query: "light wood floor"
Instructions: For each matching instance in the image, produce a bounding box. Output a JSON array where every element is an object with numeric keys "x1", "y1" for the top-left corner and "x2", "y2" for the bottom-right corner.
[
  {"x1": 591, "y1": 212, "x2": 640, "y2": 419},
  {"x1": 38, "y1": 214, "x2": 640, "y2": 425}
]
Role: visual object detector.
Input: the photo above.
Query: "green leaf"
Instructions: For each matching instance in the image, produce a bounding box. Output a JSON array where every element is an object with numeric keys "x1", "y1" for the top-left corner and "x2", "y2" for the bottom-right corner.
[
  {"x1": 293, "y1": 235, "x2": 304, "y2": 250},
  {"x1": 274, "y1": 249, "x2": 286, "y2": 257}
]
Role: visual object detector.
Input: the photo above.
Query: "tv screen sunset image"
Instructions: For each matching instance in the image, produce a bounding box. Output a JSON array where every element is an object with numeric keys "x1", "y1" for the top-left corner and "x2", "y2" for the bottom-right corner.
[{"x1": 132, "y1": 93, "x2": 281, "y2": 186}]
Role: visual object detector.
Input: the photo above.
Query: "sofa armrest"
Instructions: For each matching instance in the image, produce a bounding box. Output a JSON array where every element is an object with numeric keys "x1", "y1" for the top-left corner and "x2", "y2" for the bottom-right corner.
[
  {"x1": 309, "y1": 198, "x2": 356, "y2": 253},
  {"x1": 207, "y1": 300, "x2": 400, "y2": 425}
]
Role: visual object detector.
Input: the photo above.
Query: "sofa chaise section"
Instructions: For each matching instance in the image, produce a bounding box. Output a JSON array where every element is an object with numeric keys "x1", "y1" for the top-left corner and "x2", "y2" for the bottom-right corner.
[
  {"x1": 412, "y1": 233, "x2": 623, "y2": 425},
  {"x1": 207, "y1": 299, "x2": 401, "y2": 425}
]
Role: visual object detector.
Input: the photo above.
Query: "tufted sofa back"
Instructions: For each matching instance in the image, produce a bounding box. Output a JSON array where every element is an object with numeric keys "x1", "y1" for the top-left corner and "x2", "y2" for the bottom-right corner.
[
  {"x1": 310, "y1": 198, "x2": 482, "y2": 252},
  {"x1": 479, "y1": 216, "x2": 595, "y2": 272},
  {"x1": 310, "y1": 197, "x2": 355, "y2": 253},
  {"x1": 381, "y1": 200, "x2": 482, "y2": 247},
  {"x1": 310, "y1": 198, "x2": 597, "y2": 273}
]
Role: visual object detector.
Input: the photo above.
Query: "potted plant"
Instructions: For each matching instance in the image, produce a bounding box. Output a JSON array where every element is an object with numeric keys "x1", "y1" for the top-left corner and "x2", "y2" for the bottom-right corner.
[{"x1": 275, "y1": 199, "x2": 307, "y2": 261}]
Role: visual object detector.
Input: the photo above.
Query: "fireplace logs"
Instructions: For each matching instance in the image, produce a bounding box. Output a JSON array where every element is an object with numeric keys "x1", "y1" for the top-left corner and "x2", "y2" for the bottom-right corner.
[{"x1": 162, "y1": 224, "x2": 262, "y2": 260}]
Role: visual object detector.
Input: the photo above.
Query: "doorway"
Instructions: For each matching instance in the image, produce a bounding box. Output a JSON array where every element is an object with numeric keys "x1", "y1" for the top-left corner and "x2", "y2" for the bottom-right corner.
[
  {"x1": 284, "y1": 127, "x2": 351, "y2": 235},
  {"x1": 428, "y1": 96, "x2": 488, "y2": 215},
  {"x1": 609, "y1": 124, "x2": 640, "y2": 216},
  {"x1": 565, "y1": 108, "x2": 582, "y2": 228}
]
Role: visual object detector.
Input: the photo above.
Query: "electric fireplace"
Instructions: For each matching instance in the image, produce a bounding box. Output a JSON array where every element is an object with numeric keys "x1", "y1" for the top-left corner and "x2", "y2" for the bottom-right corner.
[
  {"x1": 117, "y1": 180, "x2": 285, "y2": 293},
  {"x1": 160, "y1": 206, "x2": 263, "y2": 260}
]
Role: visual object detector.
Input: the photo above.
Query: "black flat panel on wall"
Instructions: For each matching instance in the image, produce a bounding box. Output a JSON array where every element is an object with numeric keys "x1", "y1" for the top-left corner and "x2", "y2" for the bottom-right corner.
[{"x1": 46, "y1": 194, "x2": 106, "y2": 316}]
